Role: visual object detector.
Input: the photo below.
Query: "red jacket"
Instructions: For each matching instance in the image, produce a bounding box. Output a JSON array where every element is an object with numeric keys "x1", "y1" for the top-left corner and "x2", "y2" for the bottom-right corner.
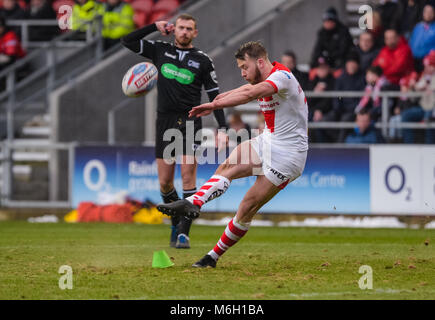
[
  {"x1": 372, "y1": 36, "x2": 414, "y2": 85},
  {"x1": 0, "y1": 30, "x2": 25, "y2": 58}
]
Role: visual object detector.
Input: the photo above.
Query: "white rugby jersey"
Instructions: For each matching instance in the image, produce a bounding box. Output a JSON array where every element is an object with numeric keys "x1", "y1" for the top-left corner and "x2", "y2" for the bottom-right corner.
[{"x1": 258, "y1": 61, "x2": 308, "y2": 151}]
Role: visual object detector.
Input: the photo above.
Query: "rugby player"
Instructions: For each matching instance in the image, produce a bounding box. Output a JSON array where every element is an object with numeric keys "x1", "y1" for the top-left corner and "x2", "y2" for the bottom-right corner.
[
  {"x1": 157, "y1": 41, "x2": 309, "y2": 267},
  {"x1": 121, "y1": 14, "x2": 228, "y2": 249}
]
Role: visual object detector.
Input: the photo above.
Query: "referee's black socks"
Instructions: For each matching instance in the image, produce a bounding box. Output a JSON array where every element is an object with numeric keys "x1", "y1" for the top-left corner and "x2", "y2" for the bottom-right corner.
[
  {"x1": 160, "y1": 188, "x2": 180, "y2": 227},
  {"x1": 177, "y1": 188, "x2": 197, "y2": 236}
]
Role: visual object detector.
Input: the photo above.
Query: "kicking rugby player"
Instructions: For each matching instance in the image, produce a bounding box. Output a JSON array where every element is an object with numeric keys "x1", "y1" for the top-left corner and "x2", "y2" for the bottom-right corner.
[{"x1": 157, "y1": 41, "x2": 309, "y2": 267}]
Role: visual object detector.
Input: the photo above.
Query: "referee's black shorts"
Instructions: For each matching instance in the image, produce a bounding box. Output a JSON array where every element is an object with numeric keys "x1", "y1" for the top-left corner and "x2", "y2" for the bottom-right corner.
[{"x1": 155, "y1": 112, "x2": 202, "y2": 159}]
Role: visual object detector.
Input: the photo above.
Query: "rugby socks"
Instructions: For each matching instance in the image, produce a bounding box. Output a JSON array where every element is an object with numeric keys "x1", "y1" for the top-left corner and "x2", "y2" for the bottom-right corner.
[
  {"x1": 161, "y1": 188, "x2": 180, "y2": 227},
  {"x1": 208, "y1": 218, "x2": 251, "y2": 261},
  {"x1": 177, "y1": 188, "x2": 197, "y2": 236},
  {"x1": 186, "y1": 175, "x2": 230, "y2": 208}
]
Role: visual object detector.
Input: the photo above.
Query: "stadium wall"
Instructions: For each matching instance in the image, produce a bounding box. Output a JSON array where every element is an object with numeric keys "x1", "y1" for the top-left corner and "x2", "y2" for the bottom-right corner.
[{"x1": 71, "y1": 145, "x2": 435, "y2": 216}]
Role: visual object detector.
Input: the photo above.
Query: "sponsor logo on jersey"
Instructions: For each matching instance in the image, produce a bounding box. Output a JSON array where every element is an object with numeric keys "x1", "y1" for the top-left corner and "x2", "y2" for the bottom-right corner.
[
  {"x1": 210, "y1": 70, "x2": 218, "y2": 84},
  {"x1": 176, "y1": 50, "x2": 188, "y2": 61},
  {"x1": 259, "y1": 101, "x2": 280, "y2": 110},
  {"x1": 164, "y1": 52, "x2": 177, "y2": 59},
  {"x1": 161, "y1": 63, "x2": 195, "y2": 85},
  {"x1": 269, "y1": 167, "x2": 287, "y2": 181},
  {"x1": 187, "y1": 59, "x2": 200, "y2": 69}
]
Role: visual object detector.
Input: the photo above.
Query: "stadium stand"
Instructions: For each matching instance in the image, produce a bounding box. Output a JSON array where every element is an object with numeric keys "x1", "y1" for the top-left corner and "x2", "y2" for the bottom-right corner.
[{"x1": 1, "y1": 0, "x2": 435, "y2": 206}]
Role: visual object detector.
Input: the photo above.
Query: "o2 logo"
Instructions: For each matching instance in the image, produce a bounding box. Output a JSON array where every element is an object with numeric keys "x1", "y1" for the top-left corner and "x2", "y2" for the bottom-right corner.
[
  {"x1": 83, "y1": 160, "x2": 106, "y2": 191},
  {"x1": 384, "y1": 164, "x2": 412, "y2": 201},
  {"x1": 58, "y1": 5, "x2": 72, "y2": 30}
]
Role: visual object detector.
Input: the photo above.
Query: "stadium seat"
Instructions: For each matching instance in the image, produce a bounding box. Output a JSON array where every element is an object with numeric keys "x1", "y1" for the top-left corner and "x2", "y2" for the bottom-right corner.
[
  {"x1": 133, "y1": 11, "x2": 148, "y2": 28},
  {"x1": 131, "y1": 0, "x2": 154, "y2": 16},
  {"x1": 18, "y1": 0, "x2": 27, "y2": 9},
  {"x1": 147, "y1": 10, "x2": 171, "y2": 24},
  {"x1": 52, "y1": 0, "x2": 75, "y2": 13},
  {"x1": 152, "y1": 0, "x2": 179, "y2": 12}
]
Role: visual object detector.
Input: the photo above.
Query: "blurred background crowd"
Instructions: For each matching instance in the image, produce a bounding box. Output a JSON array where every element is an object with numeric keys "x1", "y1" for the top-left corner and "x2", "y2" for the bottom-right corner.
[{"x1": 0, "y1": 0, "x2": 434, "y2": 144}]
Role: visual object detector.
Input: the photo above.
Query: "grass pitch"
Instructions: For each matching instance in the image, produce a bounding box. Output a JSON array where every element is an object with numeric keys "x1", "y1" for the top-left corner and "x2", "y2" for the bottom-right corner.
[{"x1": 0, "y1": 221, "x2": 434, "y2": 300}]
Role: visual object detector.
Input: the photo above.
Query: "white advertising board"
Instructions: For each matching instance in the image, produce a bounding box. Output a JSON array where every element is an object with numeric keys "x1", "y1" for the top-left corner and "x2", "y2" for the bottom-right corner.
[{"x1": 370, "y1": 145, "x2": 435, "y2": 215}]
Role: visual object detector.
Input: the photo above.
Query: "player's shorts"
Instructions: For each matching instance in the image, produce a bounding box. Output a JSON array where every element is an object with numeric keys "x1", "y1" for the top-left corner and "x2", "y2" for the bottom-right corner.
[
  {"x1": 155, "y1": 112, "x2": 202, "y2": 159},
  {"x1": 250, "y1": 134, "x2": 307, "y2": 189}
]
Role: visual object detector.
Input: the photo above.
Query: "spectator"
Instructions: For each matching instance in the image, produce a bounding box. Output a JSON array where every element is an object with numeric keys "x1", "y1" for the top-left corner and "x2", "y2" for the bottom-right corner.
[
  {"x1": 377, "y1": 0, "x2": 402, "y2": 31},
  {"x1": 401, "y1": 49, "x2": 435, "y2": 143},
  {"x1": 0, "y1": 0, "x2": 26, "y2": 20},
  {"x1": 0, "y1": 0, "x2": 26, "y2": 38},
  {"x1": 101, "y1": 0, "x2": 135, "y2": 51},
  {"x1": 281, "y1": 50, "x2": 308, "y2": 89},
  {"x1": 0, "y1": 16, "x2": 25, "y2": 71},
  {"x1": 409, "y1": 3, "x2": 435, "y2": 72},
  {"x1": 357, "y1": 31, "x2": 381, "y2": 73},
  {"x1": 228, "y1": 111, "x2": 251, "y2": 145},
  {"x1": 310, "y1": 6, "x2": 354, "y2": 70},
  {"x1": 355, "y1": 66, "x2": 395, "y2": 122},
  {"x1": 307, "y1": 56, "x2": 336, "y2": 142},
  {"x1": 388, "y1": 71, "x2": 419, "y2": 141},
  {"x1": 345, "y1": 110, "x2": 383, "y2": 144},
  {"x1": 24, "y1": 0, "x2": 58, "y2": 41},
  {"x1": 397, "y1": 0, "x2": 425, "y2": 39},
  {"x1": 72, "y1": 0, "x2": 104, "y2": 40},
  {"x1": 372, "y1": 28, "x2": 414, "y2": 85},
  {"x1": 370, "y1": 10, "x2": 385, "y2": 49},
  {"x1": 332, "y1": 52, "x2": 366, "y2": 142}
]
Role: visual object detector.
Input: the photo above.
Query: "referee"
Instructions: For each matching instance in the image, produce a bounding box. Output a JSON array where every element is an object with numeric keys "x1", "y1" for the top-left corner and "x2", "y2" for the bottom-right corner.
[{"x1": 121, "y1": 14, "x2": 228, "y2": 249}]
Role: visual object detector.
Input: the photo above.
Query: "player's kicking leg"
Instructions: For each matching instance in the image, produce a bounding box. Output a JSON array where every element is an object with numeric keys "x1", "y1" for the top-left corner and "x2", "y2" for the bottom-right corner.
[
  {"x1": 192, "y1": 174, "x2": 281, "y2": 267},
  {"x1": 157, "y1": 140, "x2": 259, "y2": 219}
]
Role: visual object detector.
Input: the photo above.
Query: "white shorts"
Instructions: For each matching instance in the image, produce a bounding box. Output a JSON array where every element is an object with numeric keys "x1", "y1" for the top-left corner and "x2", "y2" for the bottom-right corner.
[{"x1": 250, "y1": 134, "x2": 307, "y2": 189}]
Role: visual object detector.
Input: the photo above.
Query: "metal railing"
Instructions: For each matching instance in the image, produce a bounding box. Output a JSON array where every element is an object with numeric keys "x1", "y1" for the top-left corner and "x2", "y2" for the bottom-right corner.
[
  {"x1": 0, "y1": 18, "x2": 104, "y2": 142},
  {"x1": 0, "y1": 140, "x2": 76, "y2": 208},
  {"x1": 304, "y1": 91, "x2": 435, "y2": 137},
  {"x1": 7, "y1": 19, "x2": 98, "y2": 50}
]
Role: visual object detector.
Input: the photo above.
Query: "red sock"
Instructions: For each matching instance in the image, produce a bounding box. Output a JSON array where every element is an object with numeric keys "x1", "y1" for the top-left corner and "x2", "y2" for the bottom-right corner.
[
  {"x1": 208, "y1": 218, "x2": 250, "y2": 260},
  {"x1": 186, "y1": 175, "x2": 230, "y2": 208}
]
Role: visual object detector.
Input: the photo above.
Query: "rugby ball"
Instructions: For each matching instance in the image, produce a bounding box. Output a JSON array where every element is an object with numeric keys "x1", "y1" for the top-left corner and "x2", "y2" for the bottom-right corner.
[{"x1": 122, "y1": 62, "x2": 158, "y2": 97}]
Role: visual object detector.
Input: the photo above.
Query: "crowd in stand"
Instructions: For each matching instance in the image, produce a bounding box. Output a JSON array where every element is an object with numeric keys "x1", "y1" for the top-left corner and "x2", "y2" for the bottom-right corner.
[
  {"x1": 0, "y1": 0, "x2": 184, "y2": 71},
  {"x1": 1, "y1": 0, "x2": 434, "y2": 144},
  {"x1": 281, "y1": 1, "x2": 435, "y2": 144}
]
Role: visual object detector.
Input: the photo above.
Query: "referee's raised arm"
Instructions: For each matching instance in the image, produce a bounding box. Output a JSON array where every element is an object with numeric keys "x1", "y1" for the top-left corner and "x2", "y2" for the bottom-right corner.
[{"x1": 120, "y1": 21, "x2": 174, "y2": 54}]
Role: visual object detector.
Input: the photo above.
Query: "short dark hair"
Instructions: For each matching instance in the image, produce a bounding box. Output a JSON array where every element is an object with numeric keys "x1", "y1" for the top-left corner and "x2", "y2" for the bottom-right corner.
[
  {"x1": 367, "y1": 65, "x2": 383, "y2": 76},
  {"x1": 283, "y1": 50, "x2": 296, "y2": 61},
  {"x1": 235, "y1": 41, "x2": 268, "y2": 60},
  {"x1": 176, "y1": 13, "x2": 197, "y2": 29},
  {"x1": 357, "y1": 109, "x2": 371, "y2": 118}
]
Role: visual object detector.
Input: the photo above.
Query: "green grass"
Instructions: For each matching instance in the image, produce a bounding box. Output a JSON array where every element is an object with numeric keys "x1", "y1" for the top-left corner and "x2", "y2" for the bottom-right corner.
[{"x1": 0, "y1": 221, "x2": 434, "y2": 300}]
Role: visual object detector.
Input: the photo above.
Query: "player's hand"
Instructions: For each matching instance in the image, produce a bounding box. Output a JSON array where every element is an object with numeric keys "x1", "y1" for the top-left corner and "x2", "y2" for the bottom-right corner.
[
  {"x1": 189, "y1": 102, "x2": 215, "y2": 118},
  {"x1": 216, "y1": 130, "x2": 228, "y2": 152},
  {"x1": 155, "y1": 21, "x2": 174, "y2": 36}
]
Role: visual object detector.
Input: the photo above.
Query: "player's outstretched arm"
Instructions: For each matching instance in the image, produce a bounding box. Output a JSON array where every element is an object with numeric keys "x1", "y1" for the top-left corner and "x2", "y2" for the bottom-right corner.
[{"x1": 190, "y1": 82, "x2": 275, "y2": 117}]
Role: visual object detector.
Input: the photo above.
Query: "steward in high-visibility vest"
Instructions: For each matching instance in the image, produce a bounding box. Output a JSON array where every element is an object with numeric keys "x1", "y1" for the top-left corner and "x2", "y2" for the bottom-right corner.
[
  {"x1": 101, "y1": 0, "x2": 135, "y2": 41},
  {"x1": 72, "y1": 0, "x2": 104, "y2": 33}
]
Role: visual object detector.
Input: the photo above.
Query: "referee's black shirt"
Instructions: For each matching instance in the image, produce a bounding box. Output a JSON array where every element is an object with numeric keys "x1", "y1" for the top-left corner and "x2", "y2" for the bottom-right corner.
[{"x1": 121, "y1": 24, "x2": 227, "y2": 128}]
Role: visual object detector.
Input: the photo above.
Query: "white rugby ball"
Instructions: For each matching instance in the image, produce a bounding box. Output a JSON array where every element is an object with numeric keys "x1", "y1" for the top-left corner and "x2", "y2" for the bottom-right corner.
[{"x1": 122, "y1": 62, "x2": 158, "y2": 97}]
